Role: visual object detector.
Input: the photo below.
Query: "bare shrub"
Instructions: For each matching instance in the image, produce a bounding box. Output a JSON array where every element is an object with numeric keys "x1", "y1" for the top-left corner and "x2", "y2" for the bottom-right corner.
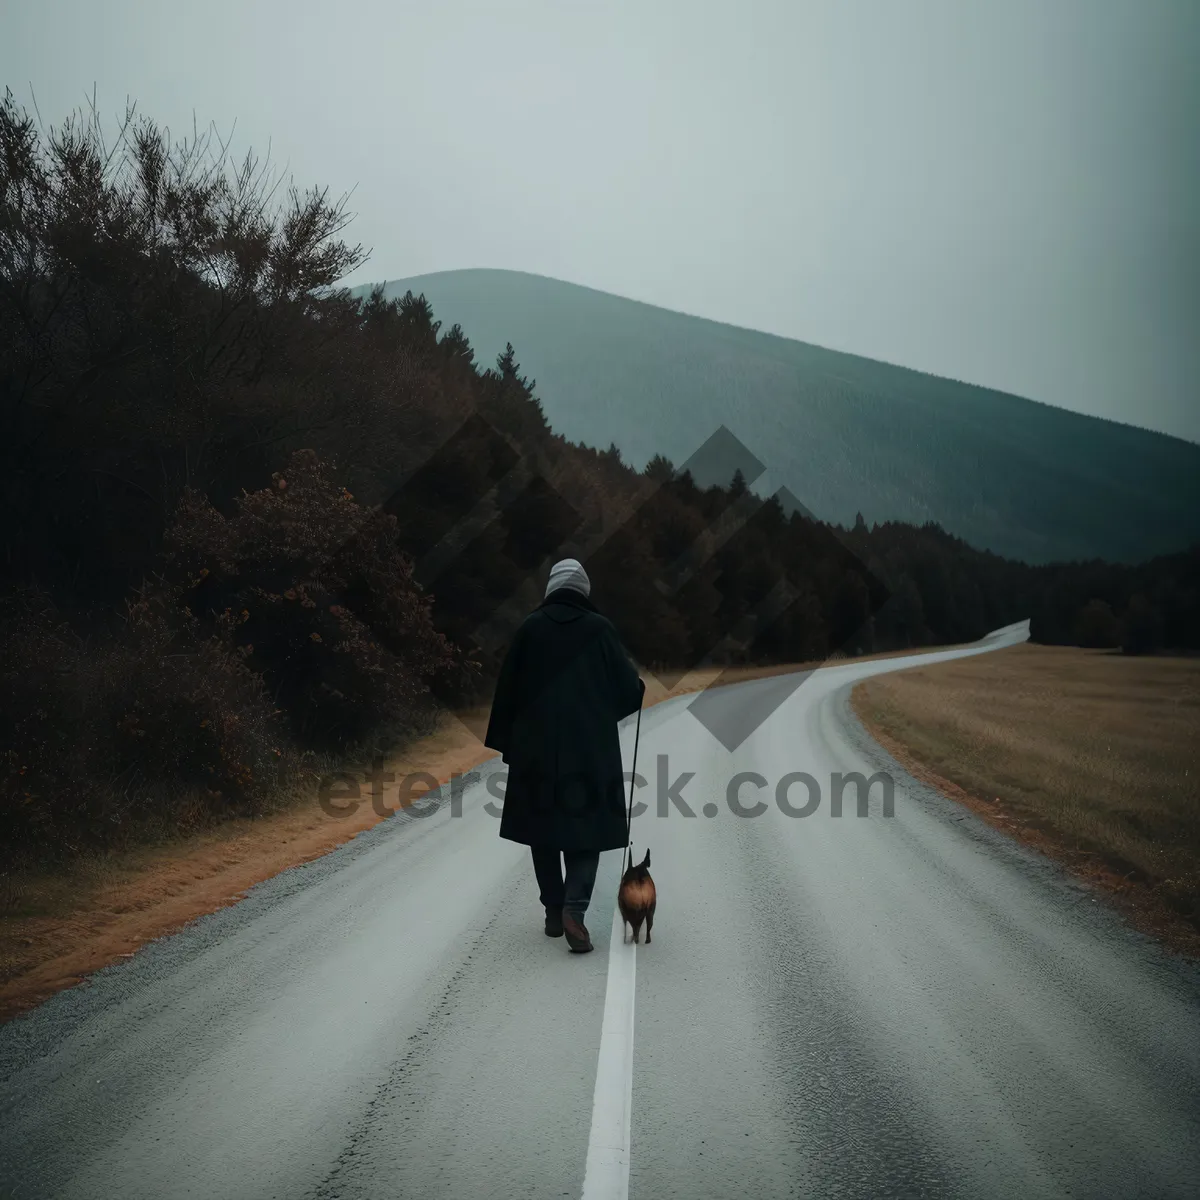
[
  {"x1": 166, "y1": 448, "x2": 474, "y2": 754},
  {"x1": 0, "y1": 585, "x2": 305, "y2": 868}
]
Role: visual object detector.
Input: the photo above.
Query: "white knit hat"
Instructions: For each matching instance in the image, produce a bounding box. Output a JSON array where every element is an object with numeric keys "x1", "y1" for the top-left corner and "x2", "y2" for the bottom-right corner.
[{"x1": 545, "y1": 557, "x2": 591, "y2": 598}]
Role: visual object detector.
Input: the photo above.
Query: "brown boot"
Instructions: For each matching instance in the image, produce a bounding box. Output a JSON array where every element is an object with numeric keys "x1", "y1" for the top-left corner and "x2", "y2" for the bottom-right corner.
[
  {"x1": 562, "y1": 911, "x2": 593, "y2": 953},
  {"x1": 544, "y1": 906, "x2": 564, "y2": 937}
]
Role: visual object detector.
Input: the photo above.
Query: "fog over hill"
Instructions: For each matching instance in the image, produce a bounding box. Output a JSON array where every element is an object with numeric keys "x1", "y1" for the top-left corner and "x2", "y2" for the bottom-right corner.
[{"x1": 354, "y1": 270, "x2": 1200, "y2": 565}]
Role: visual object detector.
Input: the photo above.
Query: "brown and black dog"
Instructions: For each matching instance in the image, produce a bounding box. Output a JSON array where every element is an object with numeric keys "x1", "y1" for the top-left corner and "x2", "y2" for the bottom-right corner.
[{"x1": 617, "y1": 848, "x2": 656, "y2": 944}]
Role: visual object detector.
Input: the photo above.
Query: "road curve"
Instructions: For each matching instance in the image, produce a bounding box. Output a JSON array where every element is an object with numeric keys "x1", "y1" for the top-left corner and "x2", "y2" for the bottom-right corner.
[{"x1": 2, "y1": 621, "x2": 1199, "y2": 1199}]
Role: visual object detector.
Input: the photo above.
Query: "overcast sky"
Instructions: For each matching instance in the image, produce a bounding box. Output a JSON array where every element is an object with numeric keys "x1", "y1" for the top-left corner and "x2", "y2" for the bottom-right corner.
[{"x1": 5, "y1": 0, "x2": 1197, "y2": 442}]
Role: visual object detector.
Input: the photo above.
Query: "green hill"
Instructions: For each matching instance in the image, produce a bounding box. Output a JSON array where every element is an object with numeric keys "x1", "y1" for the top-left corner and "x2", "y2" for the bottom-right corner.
[{"x1": 354, "y1": 269, "x2": 1199, "y2": 565}]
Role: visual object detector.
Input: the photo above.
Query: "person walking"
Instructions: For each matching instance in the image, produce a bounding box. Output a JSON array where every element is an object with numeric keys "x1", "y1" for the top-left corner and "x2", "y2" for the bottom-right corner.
[{"x1": 485, "y1": 558, "x2": 645, "y2": 953}]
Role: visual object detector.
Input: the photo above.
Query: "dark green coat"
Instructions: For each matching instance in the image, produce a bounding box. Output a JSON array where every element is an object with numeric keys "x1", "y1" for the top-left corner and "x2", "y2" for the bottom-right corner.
[{"x1": 485, "y1": 588, "x2": 645, "y2": 851}]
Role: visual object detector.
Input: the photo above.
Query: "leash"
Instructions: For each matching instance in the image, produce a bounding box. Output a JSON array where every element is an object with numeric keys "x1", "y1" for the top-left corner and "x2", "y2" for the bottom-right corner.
[{"x1": 623, "y1": 692, "x2": 643, "y2": 876}]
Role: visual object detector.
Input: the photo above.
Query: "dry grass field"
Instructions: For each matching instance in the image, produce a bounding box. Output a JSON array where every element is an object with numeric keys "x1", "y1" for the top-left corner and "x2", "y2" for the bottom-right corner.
[{"x1": 853, "y1": 643, "x2": 1200, "y2": 942}]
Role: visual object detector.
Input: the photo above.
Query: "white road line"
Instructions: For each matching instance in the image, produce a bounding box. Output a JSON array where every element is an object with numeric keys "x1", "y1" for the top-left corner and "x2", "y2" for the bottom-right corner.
[
  {"x1": 577, "y1": 624, "x2": 1027, "y2": 1198},
  {"x1": 581, "y1": 906, "x2": 636, "y2": 1200}
]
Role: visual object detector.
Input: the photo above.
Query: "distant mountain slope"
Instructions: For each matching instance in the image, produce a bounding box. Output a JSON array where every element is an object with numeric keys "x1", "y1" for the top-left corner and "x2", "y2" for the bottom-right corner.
[{"x1": 352, "y1": 270, "x2": 1200, "y2": 564}]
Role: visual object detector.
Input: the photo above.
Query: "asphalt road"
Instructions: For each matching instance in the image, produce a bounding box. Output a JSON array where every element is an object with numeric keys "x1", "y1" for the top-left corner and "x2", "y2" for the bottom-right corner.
[{"x1": 3, "y1": 621, "x2": 1200, "y2": 1199}]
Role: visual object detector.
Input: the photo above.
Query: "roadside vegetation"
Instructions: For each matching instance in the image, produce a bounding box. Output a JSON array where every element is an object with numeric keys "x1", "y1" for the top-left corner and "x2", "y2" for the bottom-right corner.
[
  {"x1": 854, "y1": 644, "x2": 1200, "y2": 932},
  {"x1": 2, "y1": 90, "x2": 1197, "y2": 877}
]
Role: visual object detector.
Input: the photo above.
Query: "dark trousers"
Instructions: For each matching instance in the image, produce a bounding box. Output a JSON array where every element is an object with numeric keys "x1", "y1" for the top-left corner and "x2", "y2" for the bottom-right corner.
[{"x1": 531, "y1": 848, "x2": 600, "y2": 920}]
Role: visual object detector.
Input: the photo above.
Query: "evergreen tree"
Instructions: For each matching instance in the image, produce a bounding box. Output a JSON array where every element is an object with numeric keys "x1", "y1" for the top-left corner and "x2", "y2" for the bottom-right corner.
[
  {"x1": 439, "y1": 322, "x2": 475, "y2": 367},
  {"x1": 496, "y1": 342, "x2": 535, "y2": 395},
  {"x1": 396, "y1": 290, "x2": 442, "y2": 351},
  {"x1": 645, "y1": 454, "x2": 676, "y2": 483}
]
